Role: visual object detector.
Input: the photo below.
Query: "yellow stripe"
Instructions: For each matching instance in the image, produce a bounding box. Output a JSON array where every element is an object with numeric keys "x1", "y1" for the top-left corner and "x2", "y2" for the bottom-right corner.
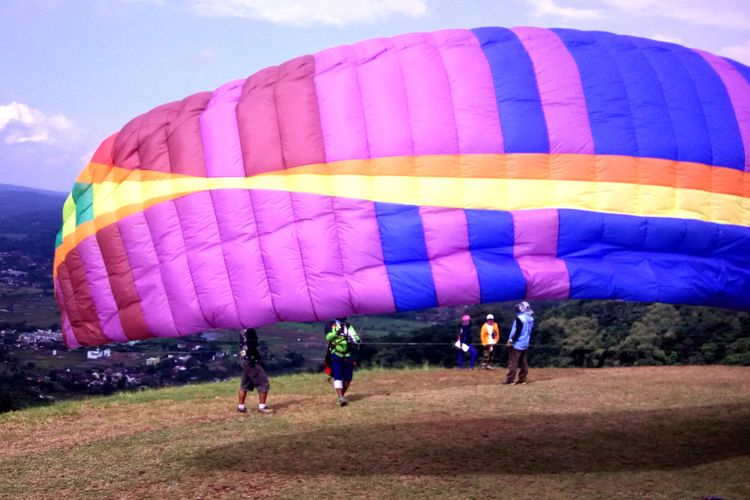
[
  {"x1": 70, "y1": 172, "x2": 750, "y2": 227},
  {"x1": 55, "y1": 159, "x2": 750, "y2": 275},
  {"x1": 61, "y1": 194, "x2": 76, "y2": 241}
]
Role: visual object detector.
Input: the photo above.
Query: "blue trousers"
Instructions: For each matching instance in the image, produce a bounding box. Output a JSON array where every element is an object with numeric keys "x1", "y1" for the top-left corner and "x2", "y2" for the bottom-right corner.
[
  {"x1": 330, "y1": 353, "x2": 354, "y2": 381},
  {"x1": 458, "y1": 345, "x2": 477, "y2": 369}
]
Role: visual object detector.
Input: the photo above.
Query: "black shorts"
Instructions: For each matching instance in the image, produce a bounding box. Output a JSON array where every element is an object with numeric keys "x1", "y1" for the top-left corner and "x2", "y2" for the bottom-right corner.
[{"x1": 240, "y1": 364, "x2": 270, "y2": 392}]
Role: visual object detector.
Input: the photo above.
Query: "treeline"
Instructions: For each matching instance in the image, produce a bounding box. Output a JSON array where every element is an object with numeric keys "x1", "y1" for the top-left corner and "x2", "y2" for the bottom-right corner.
[{"x1": 355, "y1": 301, "x2": 750, "y2": 368}]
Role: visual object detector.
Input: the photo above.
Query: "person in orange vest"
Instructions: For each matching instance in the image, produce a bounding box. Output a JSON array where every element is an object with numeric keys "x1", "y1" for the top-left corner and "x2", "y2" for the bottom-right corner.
[{"x1": 480, "y1": 314, "x2": 500, "y2": 370}]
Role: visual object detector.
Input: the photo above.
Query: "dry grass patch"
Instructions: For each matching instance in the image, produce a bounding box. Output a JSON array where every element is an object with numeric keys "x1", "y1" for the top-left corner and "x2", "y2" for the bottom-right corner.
[{"x1": 1, "y1": 366, "x2": 749, "y2": 499}]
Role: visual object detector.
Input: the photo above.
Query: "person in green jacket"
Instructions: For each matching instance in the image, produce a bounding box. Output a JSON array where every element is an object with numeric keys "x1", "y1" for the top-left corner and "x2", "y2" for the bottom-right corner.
[{"x1": 325, "y1": 317, "x2": 360, "y2": 406}]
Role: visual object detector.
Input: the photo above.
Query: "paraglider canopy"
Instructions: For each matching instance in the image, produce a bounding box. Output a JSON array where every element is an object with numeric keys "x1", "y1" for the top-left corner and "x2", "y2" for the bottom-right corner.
[{"x1": 54, "y1": 27, "x2": 750, "y2": 348}]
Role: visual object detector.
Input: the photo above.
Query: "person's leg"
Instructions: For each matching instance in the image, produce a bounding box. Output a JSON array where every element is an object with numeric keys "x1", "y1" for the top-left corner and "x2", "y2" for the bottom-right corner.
[
  {"x1": 457, "y1": 349, "x2": 464, "y2": 369},
  {"x1": 331, "y1": 355, "x2": 345, "y2": 400},
  {"x1": 518, "y1": 350, "x2": 529, "y2": 383},
  {"x1": 252, "y1": 366, "x2": 274, "y2": 414},
  {"x1": 487, "y1": 346, "x2": 495, "y2": 369},
  {"x1": 506, "y1": 348, "x2": 519, "y2": 383},
  {"x1": 469, "y1": 346, "x2": 477, "y2": 369},
  {"x1": 238, "y1": 368, "x2": 251, "y2": 411},
  {"x1": 482, "y1": 346, "x2": 490, "y2": 367},
  {"x1": 341, "y1": 361, "x2": 353, "y2": 396}
]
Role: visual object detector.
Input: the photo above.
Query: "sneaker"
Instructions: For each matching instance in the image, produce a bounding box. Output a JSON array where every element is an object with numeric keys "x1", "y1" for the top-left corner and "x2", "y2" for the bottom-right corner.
[
  {"x1": 502, "y1": 381, "x2": 516, "y2": 385},
  {"x1": 337, "y1": 396, "x2": 348, "y2": 407},
  {"x1": 237, "y1": 405, "x2": 247, "y2": 413},
  {"x1": 516, "y1": 381, "x2": 527, "y2": 385},
  {"x1": 257, "y1": 407, "x2": 274, "y2": 415}
]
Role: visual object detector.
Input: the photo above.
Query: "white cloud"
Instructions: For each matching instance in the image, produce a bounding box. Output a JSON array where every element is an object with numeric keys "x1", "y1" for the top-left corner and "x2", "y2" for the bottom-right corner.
[
  {"x1": 650, "y1": 33, "x2": 685, "y2": 45},
  {"x1": 720, "y1": 39, "x2": 750, "y2": 65},
  {"x1": 0, "y1": 102, "x2": 74, "y2": 145},
  {"x1": 528, "y1": 0, "x2": 603, "y2": 20},
  {"x1": 187, "y1": 0, "x2": 428, "y2": 26},
  {"x1": 596, "y1": 0, "x2": 750, "y2": 30}
]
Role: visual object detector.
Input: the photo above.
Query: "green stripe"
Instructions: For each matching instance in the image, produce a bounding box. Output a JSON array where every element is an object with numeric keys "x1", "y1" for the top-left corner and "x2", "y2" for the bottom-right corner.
[{"x1": 72, "y1": 182, "x2": 94, "y2": 226}]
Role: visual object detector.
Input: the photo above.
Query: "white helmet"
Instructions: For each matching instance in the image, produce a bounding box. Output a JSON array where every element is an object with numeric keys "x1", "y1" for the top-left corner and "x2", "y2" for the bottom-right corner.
[
  {"x1": 516, "y1": 301, "x2": 532, "y2": 313},
  {"x1": 486, "y1": 314, "x2": 494, "y2": 320}
]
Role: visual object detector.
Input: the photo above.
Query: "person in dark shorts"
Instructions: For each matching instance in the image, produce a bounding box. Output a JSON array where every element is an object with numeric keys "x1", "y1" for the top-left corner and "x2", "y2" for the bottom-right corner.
[{"x1": 237, "y1": 328, "x2": 274, "y2": 414}]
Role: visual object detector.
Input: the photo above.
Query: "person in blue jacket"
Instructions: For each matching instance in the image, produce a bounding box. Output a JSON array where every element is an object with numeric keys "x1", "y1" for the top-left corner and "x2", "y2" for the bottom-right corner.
[
  {"x1": 456, "y1": 314, "x2": 477, "y2": 369},
  {"x1": 504, "y1": 301, "x2": 535, "y2": 385}
]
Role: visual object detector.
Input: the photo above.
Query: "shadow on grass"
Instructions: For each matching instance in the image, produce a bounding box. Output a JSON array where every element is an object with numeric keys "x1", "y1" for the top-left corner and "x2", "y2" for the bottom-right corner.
[{"x1": 190, "y1": 402, "x2": 750, "y2": 476}]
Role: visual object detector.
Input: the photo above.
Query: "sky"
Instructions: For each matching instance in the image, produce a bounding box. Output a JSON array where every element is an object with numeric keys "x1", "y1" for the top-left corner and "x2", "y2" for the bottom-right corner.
[{"x1": 1, "y1": 0, "x2": 749, "y2": 192}]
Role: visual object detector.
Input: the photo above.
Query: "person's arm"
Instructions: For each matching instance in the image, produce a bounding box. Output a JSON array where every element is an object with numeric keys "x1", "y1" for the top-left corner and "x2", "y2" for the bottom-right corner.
[
  {"x1": 348, "y1": 325, "x2": 360, "y2": 344},
  {"x1": 509, "y1": 318, "x2": 523, "y2": 343},
  {"x1": 325, "y1": 323, "x2": 339, "y2": 342}
]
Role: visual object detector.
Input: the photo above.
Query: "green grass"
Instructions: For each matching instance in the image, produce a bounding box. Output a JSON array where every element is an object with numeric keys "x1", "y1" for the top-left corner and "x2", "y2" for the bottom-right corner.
[{"x1": 1, "y1": 366, "x2": 749, "y2": 499}]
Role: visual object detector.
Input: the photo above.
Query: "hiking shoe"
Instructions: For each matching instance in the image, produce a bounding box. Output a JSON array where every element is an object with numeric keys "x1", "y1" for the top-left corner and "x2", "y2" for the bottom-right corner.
[
  {"x1": 257, "y1": 407, "x2": 274, "y2": 415},
  {"x1": 337, "y1": 397, "x2": 348, "y2": 407},
  {"x1": 237, "y1": 405, "x2": 248, "y2": 413}
]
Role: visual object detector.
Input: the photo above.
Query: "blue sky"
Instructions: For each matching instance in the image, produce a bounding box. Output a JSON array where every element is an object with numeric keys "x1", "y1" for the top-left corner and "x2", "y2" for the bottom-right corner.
[{"x1": 2, "y1": 0, "x2": 749, "y2": 192}]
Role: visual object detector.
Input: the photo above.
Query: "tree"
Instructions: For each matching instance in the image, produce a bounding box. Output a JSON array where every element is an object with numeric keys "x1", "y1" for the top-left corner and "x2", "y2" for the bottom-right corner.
[
  {"x1": 543, "y1": 316, "x2": 607, "y2": 367},
  {"x1": 615, "y1": 303, "x2": 678, "y2": 365}
]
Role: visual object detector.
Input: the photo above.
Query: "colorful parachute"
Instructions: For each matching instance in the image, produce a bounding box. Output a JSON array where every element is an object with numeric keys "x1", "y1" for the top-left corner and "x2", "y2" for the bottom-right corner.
[{"x1": 55, "y1": 27, "x2": 750, "y2": 347}]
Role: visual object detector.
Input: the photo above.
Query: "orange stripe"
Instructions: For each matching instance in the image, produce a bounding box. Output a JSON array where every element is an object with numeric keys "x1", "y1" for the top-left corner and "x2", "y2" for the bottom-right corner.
[
  {"x1": 74, "y1": 153, "x2": 749, "y2": 197},
  {"x1": 273, "y1": 154, "x2": 748, "y2": 197},
  {"x1": 76, "y1": 162, "x2": 196, "y2": 184}
]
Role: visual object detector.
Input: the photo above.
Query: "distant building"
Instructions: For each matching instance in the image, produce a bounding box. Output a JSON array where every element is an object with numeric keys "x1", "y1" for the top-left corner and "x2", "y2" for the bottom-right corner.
[
  {"x1": 145, "y1": 357, "x2": 160, "y2": 366},
  {"x1": 86, "y1": 349, "x2": 111, "y2": 360}
]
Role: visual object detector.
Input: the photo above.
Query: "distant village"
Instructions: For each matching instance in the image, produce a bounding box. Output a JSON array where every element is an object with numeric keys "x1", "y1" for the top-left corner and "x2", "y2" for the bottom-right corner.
[
  {"x1": 0, "y1": 325, "x2": 309, "y2": 412},
  {"x1": 0, "y1": 328, "x2": 246, "y2": 411},
  {"x1": 0, "y1": 249, "x2": 52, "y2": 289}
]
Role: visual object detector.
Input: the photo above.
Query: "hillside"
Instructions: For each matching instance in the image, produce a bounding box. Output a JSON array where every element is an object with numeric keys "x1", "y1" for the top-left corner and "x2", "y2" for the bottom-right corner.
[
  {"x1": 1, "y1": 366, "x2": 748, "y2": 499},
  {"x1": 0, "y1": 184, "x2": 66, "y2": 216},
  {"x1": 0, "y1": 184, "x2": 63, "y2": 330}
]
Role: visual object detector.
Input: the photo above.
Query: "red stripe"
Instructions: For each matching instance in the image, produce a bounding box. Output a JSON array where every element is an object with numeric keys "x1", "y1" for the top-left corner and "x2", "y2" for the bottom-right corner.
[
  {"x1": 55, "y1": 263, "x2": 82, "y2": 347},
  {"x1": 237, "y1": 55, "x2": 325, "y2": 175},
  {"x1": 113, "y1": 102, "x2": 176, "y2": 172},
  {"x1": 57, "y1": 255, "x2": 110, "y2": 347},
  {"x1": 90, "y1": 133, "x2": 118, "y2": 166},
  {"x1": 110, "y1": 92, "x2": 210, "y2": 176},
  {"x1": 96, "y1": 223, "x2": 152, "y2": 341},
  {"x1": 167, "y1": 93, "x2": 211, "y2": 177}
]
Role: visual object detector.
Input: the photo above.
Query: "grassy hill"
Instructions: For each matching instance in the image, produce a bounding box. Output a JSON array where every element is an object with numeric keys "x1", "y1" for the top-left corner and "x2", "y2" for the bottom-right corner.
[{"x1": 1, "y1": 366, "x2": 748, "y2": 499}]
